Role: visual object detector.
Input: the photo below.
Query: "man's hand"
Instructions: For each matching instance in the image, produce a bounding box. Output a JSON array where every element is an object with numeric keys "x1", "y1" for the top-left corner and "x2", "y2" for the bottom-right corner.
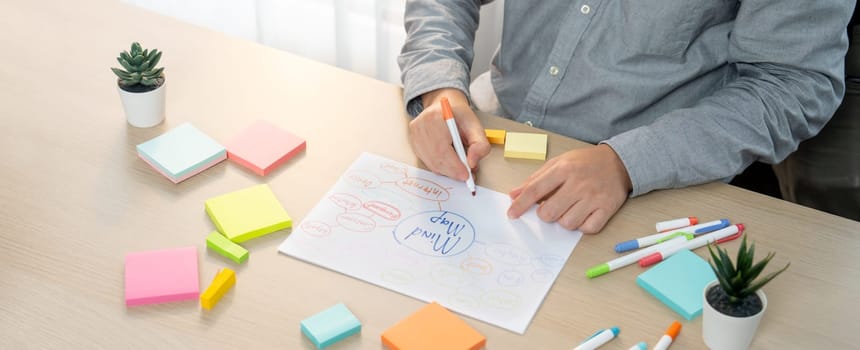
[
  {"x1": 409, "y1": 88, "x2": 491, "y2": 181},
  {"x1": 507, "y1": 144, "x2": 633, "y2": 234}
]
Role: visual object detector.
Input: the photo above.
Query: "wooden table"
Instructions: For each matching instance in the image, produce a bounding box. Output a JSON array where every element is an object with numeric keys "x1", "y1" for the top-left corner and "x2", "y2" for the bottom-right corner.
[{"x1": 2, "y1": 1, "x2": 858, "y2": 348}]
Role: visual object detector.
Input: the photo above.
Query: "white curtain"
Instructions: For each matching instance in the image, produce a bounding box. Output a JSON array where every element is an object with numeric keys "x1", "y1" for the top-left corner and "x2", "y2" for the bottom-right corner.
[{"x1": 123, "y1": 0, "x2": 504, "y2": 85}]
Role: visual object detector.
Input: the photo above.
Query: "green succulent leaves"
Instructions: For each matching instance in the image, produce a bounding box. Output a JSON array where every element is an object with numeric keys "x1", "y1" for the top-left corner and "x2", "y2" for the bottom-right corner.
[
  {"x1": 707, "y1": 235, "x2": 790, "y2": 304},
  {"x1": 111, "y1": 42, "x2": 164, "y2": 89}
]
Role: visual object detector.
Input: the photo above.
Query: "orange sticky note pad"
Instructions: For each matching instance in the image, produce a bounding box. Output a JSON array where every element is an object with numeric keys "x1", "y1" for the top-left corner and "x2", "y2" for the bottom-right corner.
[
  {"x1": 226, "y1": 120, "x2": 306, "y2": 176},
  {"x1": 382, "y1": 302, "x2": 486, "y2": 350},
  {"x1": 484, "y1": 129, "x2": 506, "y2": 145}
]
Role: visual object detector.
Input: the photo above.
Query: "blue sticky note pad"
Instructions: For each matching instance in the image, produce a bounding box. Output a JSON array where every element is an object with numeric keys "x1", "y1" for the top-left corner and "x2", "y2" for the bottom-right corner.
[
  {"x1": 136, "y1": 123, "x2": 226, "y2": 182},
  {"x1": 300, "y1": 303, "x2": 361, "y2": 349},
  {"x1": 636, "y1": 249, "x2": 716, "y2": 320}
]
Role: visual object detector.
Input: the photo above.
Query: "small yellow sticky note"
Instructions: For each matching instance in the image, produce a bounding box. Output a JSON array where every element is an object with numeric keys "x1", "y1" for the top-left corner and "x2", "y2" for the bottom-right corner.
[
  {"x1": 484, "y1": 129, "x2": 506, "y2": 145},
  {"x1": 200, "y1": 268, "x2": 236, "y2": 310},
  {"x1": 205, "y1": 184, "x2": 292, "y2": 243},
  {"x1": 504, "y1": 132, "x2": 548, "y2": 160}
]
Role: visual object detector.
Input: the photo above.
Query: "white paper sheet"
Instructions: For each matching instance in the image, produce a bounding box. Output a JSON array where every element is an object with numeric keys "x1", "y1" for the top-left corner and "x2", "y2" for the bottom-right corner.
[{"x1": 278, "y1": 152, "x2": 582, "y2": 333}]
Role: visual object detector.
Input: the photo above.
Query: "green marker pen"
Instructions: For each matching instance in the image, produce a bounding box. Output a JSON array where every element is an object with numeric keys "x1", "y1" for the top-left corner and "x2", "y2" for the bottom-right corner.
[{"x1": 586, "y1": 235, "x2": 691, "y2": 278}]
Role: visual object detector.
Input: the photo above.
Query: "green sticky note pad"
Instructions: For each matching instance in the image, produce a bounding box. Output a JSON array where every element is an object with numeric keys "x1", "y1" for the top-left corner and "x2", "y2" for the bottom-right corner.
[
  {"x1": 301, "y1": 303, "x2": 361, "y2": 349},
  {"x1": 206, "y1": 231, "x2": 249, "y2": 264},
  {"x1": 636, "y1": 249, "x2": 716, "y2": 320},
  {"x1": 205, "y1": 184, "x2": 292, "y2": 243}
]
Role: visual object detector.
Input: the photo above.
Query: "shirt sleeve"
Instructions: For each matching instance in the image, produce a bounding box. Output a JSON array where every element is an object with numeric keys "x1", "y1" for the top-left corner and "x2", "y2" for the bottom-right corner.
[
  {"x1": 398, "y1": 0, "x2": 490, "y2": 116},
  {"x1": 603, "y1": 0, "x2": 855, "y2": 197}
]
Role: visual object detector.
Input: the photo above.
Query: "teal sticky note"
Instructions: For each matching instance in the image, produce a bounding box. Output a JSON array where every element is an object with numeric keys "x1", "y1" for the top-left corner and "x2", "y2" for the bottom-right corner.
[
  {"x1": 136, "y1": 123, "x2": 226, "y2": 181},
  {"x1": 636, "y1": 249, "x2": 717, "y2": 320},
  {"x1": 300, "y1": 303, "x2": 361, "y2": 349}
]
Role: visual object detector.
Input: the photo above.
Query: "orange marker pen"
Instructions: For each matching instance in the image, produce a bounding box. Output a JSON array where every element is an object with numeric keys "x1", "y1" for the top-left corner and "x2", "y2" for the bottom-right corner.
[{"x1": 653, "y1": 321, "x2": 681, "y2": 350}]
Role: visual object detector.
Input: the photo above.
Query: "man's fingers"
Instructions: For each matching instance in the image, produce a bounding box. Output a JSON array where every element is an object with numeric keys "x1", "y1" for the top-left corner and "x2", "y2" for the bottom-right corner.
[
  {"x1": 507, "y1": 169, "x2": 563, "y2": 218},
  {"x1": 536, "y1": 184, "x2": 578, "y2": 223},
  {"x1": 509, "y1": 186, "x2": 524, "y2": 200},
  {"x1": 509, "y1": 157, "x2": 559, "y2": 200},
  {"x1": 466, "y1": 140, "x2": 490, "y2": 169},
  {"x1": 424, "y1": 125, "x2": 468, "y2": 180},
  {"x1": 408, "y1": 105, "x2": 473, "y2": 180},
  {"x1": 463, "y1": 123, "x2": 490, "y2": 170},
  {"x1": 557, "y1": 200, "x2": 591, "y2": 231},
  {"x1": 578, "y1": 208, "x2": 610, "y2": 234},
  {"x1": 455, "y1": 106, "x2": 490, "y2": 169}
]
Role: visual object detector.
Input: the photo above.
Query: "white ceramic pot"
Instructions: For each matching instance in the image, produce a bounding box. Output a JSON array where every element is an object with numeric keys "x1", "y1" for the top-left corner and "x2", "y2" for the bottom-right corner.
[
  {"x1": 702, "y1": 280, "x2": 767, "y2": 350},
  {"x1": 117, "y1": 82, "x2": 166, "y2": 128}
]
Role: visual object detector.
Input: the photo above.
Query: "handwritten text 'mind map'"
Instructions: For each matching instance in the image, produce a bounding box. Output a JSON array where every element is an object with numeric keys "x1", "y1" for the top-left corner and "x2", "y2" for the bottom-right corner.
[{"x1": 394, "y1": 211, "x2": 475, "y2": 257}]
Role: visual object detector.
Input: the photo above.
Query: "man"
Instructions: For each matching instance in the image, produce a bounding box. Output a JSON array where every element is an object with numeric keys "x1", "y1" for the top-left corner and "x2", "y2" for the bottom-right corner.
[
  {"x1": 399, "y1": 0, "x2": 855, "y2": 233},
  {"x1": 773, "y1": 7, "x2": 859, "y2": 221}
]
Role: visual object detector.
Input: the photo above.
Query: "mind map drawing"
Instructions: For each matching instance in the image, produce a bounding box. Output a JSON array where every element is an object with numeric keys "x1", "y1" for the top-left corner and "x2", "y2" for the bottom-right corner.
[{"x1": 278, "y1": 152, "x2": 582, "y2": 334}]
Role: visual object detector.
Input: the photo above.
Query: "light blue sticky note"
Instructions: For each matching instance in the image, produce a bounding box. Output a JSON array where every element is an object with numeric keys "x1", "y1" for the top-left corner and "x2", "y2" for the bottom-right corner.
[
  {"x1": 636, "y1": 249, "x2": 717, "y2": 320},
  {"x1": 300, "y1": 303, "x2": 361, "y2": 349},
  {"x1": 136, "y1": 123, "x2": 226, "y2": 179}
]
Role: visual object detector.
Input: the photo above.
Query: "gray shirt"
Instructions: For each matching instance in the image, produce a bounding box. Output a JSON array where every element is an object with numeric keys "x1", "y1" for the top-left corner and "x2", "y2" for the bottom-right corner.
[{"x1": 399, "y1": 0, "x2": 854, "y2": 196}]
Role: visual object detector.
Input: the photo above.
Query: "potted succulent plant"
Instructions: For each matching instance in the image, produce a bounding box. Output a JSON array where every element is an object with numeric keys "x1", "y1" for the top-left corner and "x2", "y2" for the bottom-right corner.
[
  {"x1": 703, "y1": 235, "x2": 790, "y2": 350},
  {"x1": 111, "y1": 42, "x2": 165, "y2": 128}
]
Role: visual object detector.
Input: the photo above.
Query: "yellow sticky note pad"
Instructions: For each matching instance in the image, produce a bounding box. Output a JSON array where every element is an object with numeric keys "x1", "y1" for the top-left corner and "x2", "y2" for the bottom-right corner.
[
  {"x1": 504, "y1": 132, "x2": 548, "y2": 160},
  {"x1": 484, "y1": 129, "x2": 506, "y2": 145},
  {"x1": 205, "y1": 184, "x2": 292, "y2": 243},
  {"x1": 200, "y1": 268, "x2": 235, "y2": 310}
]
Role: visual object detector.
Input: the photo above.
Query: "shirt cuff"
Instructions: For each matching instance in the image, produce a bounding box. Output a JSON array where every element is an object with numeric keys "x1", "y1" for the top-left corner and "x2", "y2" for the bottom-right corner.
[
  {"x1": 402, "y1": 59, "x2": 472, "y2": 117},
  {"x1": 601, "y1": 127, "x2": 677, "y2": 197}
]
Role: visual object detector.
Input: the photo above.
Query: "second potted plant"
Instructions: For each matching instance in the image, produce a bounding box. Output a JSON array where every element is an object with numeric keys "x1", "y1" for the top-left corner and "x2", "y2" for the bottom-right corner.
[
  {"x1": 703, "y1": 235, "x2": 790, "y2": 350},
  {"x1": 111, "y1": 42, "x2": 166, "y2": 128}
]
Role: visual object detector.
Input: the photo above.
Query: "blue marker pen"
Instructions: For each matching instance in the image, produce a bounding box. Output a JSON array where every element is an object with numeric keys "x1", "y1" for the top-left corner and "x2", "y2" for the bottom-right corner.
[
  {"x1": 573, "y1": 327, "x2": 619, "y2": 350},
  {"x1": 614, "y1": 219, "x2": 730, "y2": 253}
]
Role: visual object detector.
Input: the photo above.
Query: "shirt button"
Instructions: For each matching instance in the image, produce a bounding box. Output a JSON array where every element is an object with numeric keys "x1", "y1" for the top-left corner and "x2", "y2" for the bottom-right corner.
[
  {"x1": 549, "y1": 66, "x2": 560, "y2": 76},
  {"x1": 525, "y1": 121, "x2": 534, "y2": 127},
  {"x1": 581, "y1": 4, "x2": 591, "y2": 14}
]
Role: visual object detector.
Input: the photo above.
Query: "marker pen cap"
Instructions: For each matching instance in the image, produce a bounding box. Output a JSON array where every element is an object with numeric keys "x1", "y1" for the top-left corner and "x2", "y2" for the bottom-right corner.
[
  {"x1": 656, "y1": 217, "x2": 699, "y2": 232},
  {"x1": 586, "y1": 264, "x2": 611, "y2": 278},
  {"x1": 615, "y1": 240, "x2": 639, "y2": 253},
  {"x1": 639, "y1": 253, "x2": 663, "y2": 267}
]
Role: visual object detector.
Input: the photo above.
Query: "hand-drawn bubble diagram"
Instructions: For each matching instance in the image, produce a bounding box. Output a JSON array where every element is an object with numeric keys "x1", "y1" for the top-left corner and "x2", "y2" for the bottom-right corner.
[
  {"x1": 301, "y1": 161, "x2": 476, "y2": 259},
  {"x1": 328, "y1": 163, "x2": 475, "y2": 257},
  {"x1": 299, "y1": 169, "x2": 402, "y2": 238}
]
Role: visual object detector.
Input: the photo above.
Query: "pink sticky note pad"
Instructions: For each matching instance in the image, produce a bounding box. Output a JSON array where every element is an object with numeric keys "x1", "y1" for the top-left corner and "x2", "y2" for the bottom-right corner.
[
  {"x1": 226, "y1": 120, "x2": 306, "y2": 176},
  {"x1": 124, "y1": 247, "x2": 200, "y2": 306}
]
